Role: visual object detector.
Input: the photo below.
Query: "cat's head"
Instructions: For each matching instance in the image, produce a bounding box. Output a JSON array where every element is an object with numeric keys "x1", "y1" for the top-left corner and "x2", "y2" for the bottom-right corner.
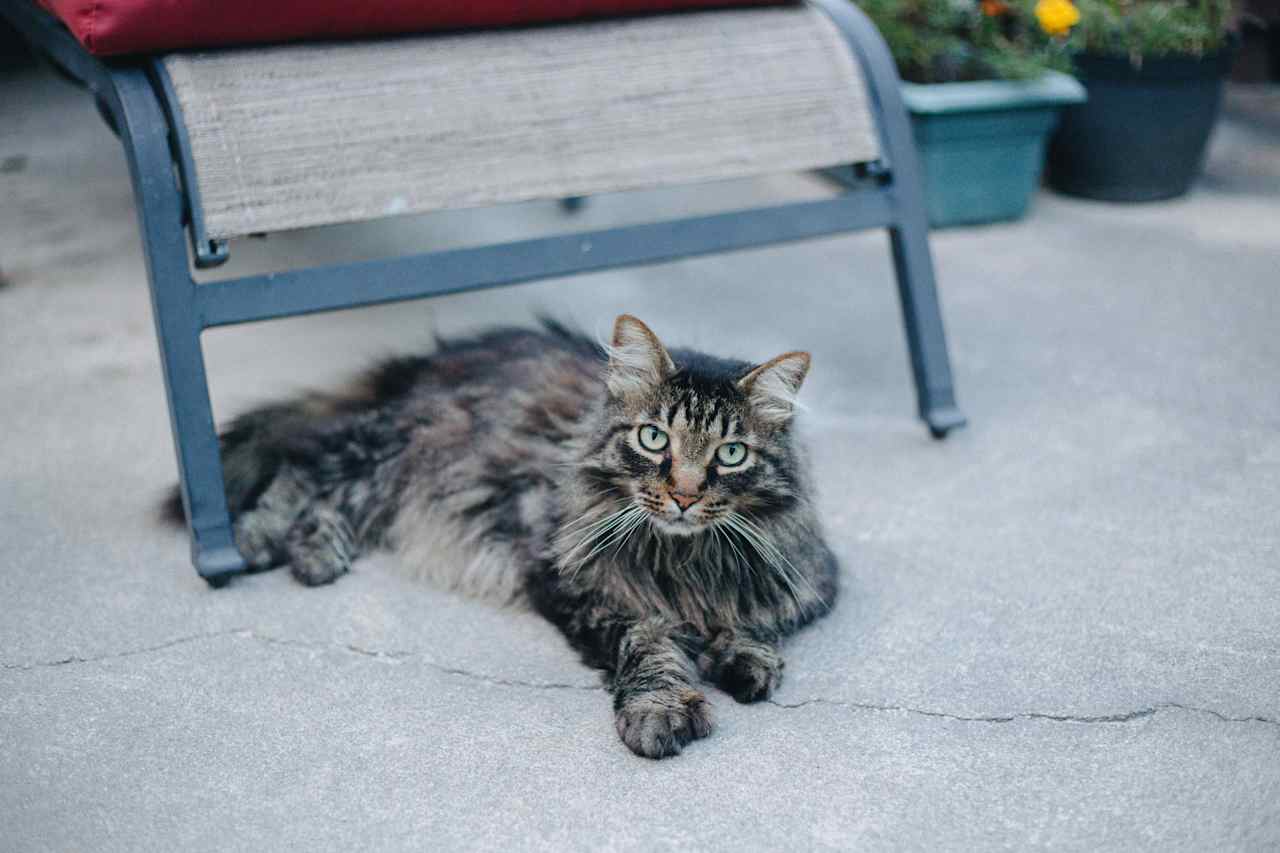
[{"x1": 591, "y1": 314, "x2": 809, "y2": 537}]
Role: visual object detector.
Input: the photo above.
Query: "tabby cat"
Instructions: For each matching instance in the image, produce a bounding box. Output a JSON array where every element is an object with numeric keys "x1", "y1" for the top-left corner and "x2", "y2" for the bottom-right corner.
[{"x1": 173, "y1": 315, "x2": 838, "y2": 758}]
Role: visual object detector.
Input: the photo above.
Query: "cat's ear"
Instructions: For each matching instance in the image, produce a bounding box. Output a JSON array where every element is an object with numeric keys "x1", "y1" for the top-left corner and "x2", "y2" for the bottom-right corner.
[
  {"x1": 738, "y1": 351, "x2": 810, "y2": 424},
  {"x1": 607, "y1": 314, "x2": 675, "y2": 397}
]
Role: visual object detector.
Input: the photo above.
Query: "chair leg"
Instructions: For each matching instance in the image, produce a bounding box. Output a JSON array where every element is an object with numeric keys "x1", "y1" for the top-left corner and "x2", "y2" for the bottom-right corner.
[
  {"x1": 809, "y1": 0, "x2": 967, "y2": 439},
  {"x1": 110, "y1": 67, "x2": 245, "y2": 585},
  {"x1": 150, "y1": 288, "x2": 245, "y2": 586},
  {"x1": 888, "y1": 222, "x2": 967, "y2": 439}
]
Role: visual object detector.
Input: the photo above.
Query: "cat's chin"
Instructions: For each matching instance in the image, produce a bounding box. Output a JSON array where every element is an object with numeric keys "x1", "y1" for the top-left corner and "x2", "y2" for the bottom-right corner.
[{"x1": 648, "y1": 516, "x2": 706, "y2": 538}]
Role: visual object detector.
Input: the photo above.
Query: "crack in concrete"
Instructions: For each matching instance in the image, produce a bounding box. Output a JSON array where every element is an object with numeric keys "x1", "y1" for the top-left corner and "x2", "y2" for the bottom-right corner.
[
  {"x1": 246, "y1": 631, "x2": 603, "y2": 692},
  {"x1": 1, "y1": 628, "x2": 603, "y2": 693},
  {"x1": 5, "y1": 633, "x2": 1275, "y2": 728},
  {"x1": 767, "y1": 697, "x2": 1280, "y2": 729},
  {"x1": 0, "y1": 628, "x2": 254, "y2": 671}
]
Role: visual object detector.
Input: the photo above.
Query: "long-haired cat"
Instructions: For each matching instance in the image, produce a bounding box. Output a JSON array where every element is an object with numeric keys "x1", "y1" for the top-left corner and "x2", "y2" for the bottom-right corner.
[{"x1": 169, "y1": 315, "x2": 838, "y2": 758}]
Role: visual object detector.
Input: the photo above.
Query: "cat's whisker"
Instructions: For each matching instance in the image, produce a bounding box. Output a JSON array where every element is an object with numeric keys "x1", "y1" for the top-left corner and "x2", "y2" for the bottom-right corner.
[
  {"x1": 559, "y1": 514, "x2": 637, "y2": 576},
  {"x1": 564, "y1": 503, "x2": 641, "y2": 552},
  {"x1": 559, "y1": 501, "x2": 630, "y2": 536},
  {"x1": 608, "y1": 509, "x2": 649, "y2": 561},
  {"x1": 566, "y1": 499, "x2": 642, "y2": 537},
  {"x1": 737, "y1": 522, "x2": 812, "y2": 598},
  {"x1": 562, "y1": 512, "x2": 638, "y2": 566},
  {"x1": 571, "y1": 506, "x2": 647, "y2": 569},
  {"x1": 724, "y1": 518, "x2": 799, "y2": 602},
  {"x1": 598, "y1": 505, "x2": 647, "y2": 550},
  {"x1": 722, "y1": 512, "x2": 816, "y2": 605},
  {"x1": 735, "y1": 512, "x2": 820, "y2": 598},
  {"x1": 715, "y1": 522, "x2": 752, "y2": 578}
]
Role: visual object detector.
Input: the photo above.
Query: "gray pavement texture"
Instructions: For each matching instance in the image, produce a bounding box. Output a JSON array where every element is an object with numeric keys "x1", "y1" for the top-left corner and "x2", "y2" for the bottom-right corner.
[{"x1": 2, "y1": 69, "x2": 1279, "y2": 852}]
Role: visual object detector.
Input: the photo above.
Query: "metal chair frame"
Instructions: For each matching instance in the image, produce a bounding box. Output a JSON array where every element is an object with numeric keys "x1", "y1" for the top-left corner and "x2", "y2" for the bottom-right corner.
[{"x1": 2, "y1": 0, "x2": 966, "y2": 587}]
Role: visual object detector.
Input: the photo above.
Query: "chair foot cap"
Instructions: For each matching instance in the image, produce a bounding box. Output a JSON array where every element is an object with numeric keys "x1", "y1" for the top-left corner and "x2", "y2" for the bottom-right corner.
[
  {"x1": 925, "y1": 406, "x2": 967, "y2": 440},
  {"x1": 196, "y1": 545, "x2": 246, "y2": 588}
]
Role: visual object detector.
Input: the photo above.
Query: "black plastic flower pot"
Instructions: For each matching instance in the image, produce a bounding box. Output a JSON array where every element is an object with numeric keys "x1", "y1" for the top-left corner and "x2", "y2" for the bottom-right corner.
[{"x1": 1047, "y1": 49, "x2": 1233, "y2": 202}]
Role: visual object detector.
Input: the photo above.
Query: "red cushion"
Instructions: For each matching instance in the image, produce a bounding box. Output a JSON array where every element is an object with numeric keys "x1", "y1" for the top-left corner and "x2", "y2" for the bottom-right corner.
[{"x1": 39, "y1": 0, "x2": 780, "y2": 56}]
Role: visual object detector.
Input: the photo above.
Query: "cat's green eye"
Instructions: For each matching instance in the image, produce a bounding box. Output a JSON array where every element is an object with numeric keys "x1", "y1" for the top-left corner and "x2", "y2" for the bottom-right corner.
[
  {"x1": 716, "y1": 442, "x2": 748, "y2": 467},
  {"x1": 638, "y1": 425, "x2": 669, "y2": 452}
]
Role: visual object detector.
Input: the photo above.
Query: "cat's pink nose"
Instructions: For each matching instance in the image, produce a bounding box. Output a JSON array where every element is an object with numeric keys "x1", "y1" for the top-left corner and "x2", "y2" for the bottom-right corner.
[
  {"x1": 671, "y1": 492, "x2": 701, "y2": 511},
  {"x1": 670, "y1": 466, "x2": 704, "y2": 497}
]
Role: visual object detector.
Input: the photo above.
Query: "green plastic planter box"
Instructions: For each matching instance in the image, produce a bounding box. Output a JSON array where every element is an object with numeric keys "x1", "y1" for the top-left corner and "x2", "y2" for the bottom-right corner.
[
  {"x1": 904, "y1": 72, "x2": 1086, "y2": 227},
  {"x1": 829, "y1": 71, "x2": 1085, "y2": 227}
]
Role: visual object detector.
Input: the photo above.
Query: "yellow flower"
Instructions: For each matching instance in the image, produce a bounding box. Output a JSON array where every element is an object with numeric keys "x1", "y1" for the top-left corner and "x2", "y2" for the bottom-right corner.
[{"x1": 1035, "y1": 0, "x2": 1080, "y2": 37}]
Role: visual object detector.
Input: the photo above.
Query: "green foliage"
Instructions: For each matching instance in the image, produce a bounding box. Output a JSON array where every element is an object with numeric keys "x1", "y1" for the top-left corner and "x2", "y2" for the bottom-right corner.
[
  {"x1": 857, "y1": 0, "x2": 1073, "y2": 84},
  {"x1": 1067, "y1": 1, "x2": 1233, "y2": 61}
]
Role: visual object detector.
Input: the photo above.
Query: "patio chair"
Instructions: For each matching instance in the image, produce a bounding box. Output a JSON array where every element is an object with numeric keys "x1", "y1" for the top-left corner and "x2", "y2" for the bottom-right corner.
[{"x1": 1, "y1": 0, "x2": 967, "y2": 586}]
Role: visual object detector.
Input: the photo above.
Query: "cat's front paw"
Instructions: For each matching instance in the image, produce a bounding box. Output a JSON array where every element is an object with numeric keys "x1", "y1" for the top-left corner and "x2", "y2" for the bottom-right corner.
[
  {"x1": 284, "y1": 507, "x2": 354, "y2": 586},
  {"x1": 710, "y1": 644, "x2": 784, "y2": 704},
  {"x1": 614, "y1": 685, "x2": 713, "y2": 759}
]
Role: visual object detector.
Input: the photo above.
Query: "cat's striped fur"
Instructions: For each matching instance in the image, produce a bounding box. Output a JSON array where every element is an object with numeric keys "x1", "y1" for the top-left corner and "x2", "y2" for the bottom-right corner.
[{"x1": 168, "y1": 315, "x2": 838, "y2": 758}]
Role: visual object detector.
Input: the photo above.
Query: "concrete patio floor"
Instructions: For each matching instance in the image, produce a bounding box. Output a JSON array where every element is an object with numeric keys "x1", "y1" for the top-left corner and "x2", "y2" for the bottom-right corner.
[{"x1": 2, "y1": 68, "x2": 1278, "y2": 851}]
